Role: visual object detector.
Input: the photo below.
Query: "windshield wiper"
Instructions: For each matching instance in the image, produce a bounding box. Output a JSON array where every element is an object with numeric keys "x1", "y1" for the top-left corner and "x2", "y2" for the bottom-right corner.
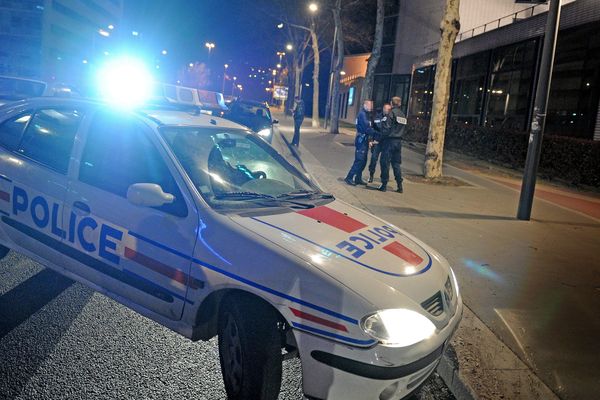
[
  {"x1": 277, "y1": 190, "x2": 334, "y2": 200},
  {"x1": 215, "y1": 191, "x2": 315, "y2": 209}
]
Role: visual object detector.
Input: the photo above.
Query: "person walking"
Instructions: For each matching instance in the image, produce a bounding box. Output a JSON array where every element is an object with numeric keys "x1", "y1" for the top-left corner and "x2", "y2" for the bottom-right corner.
[
  {"x1": 291, "y1": 97, "x2": 305, "y2": 146},
  {"x1": 368, "y1": 103, "x2": 391, "y2": 183},
  {"x1": 344, "y1": 100, "x2": 376, "y2": 186},
  {"x1": 378, "y1": 96, "x2": 407, "y2": 193}
]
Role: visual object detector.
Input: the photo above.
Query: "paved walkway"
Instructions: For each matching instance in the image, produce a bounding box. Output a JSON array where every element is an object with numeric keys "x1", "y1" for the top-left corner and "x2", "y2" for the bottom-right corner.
[{"x1": 273, "y1": 114, "x2": 600, "y2": 400}]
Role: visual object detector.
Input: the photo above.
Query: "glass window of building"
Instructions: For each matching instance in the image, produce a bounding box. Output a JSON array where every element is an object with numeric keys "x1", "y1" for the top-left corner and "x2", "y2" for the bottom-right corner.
[
  {"x1": 373, "y1": 75, "x2": 391, "y2": 110},
  {"x1": 382, "y1": 16, "x2": 398, "y2": 46},
  {"x1": 375, "y1": 45, "x2": 395, "y2": 74},
  {"x1": 409, "y1": 66, "x2": 435, "y2": 119},
  {"x1": 390, "y1": 75, "x2": 411, "y2": 115},
  {"x1": 451, "y1": 51, "x2": 490, "y2": 125},
  {"x1": 485, "y1": 39, "x2": 538, "y2": 131},
  {"x1": 546, "y1": 22, "x2": 600, "y2": 139}
]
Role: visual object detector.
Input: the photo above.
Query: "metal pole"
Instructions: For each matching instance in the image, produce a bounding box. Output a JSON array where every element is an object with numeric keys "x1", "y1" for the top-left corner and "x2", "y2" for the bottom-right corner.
[{"x1": 517, "y1": 0, "x2": 562, "y2": 221}]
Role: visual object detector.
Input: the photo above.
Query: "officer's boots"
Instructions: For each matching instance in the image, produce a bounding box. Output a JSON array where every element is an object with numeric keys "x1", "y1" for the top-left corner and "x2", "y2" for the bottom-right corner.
[
  {"x1": 396, "y1": 182, "x2": 404, "y2": 193},
  {"x1": 368, "y1": 174, "x2": 374, "y2": 183},
  {"x1": 378, "y1": 183, "x2": 387, "y2": 192}
]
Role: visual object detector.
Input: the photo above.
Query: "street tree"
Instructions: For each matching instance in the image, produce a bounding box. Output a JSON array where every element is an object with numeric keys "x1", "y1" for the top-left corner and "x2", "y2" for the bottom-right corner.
[
  {"x1": 424, "y1": 0, "x2": 460, "y2": 178},
  {"x1": 329, "y1": 0, "x2": 344, "y2": 134},
  {"x1": 360, "y1": 0, "x2": 384, "y2": 104}
]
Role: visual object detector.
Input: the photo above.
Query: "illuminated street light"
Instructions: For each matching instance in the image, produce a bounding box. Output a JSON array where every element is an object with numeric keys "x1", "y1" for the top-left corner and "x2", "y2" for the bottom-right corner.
[
  {"x1": 233, "y1": 76, "x2": 237, "y2": 81},
  {"x1": 108, "y1": 24, "x2": 114, "y2": 30},
  {"x1": 308, "y1": 3, "x2": 318, "y2": 13},
  {"x1": 340, "y1": 70, "x2": 346, "y2": 75},
  {"x1": 82, "y1": 59, "x2": 88, "y2": 64},
  {"x1": 272, "y1": 70, "x2": 277, "y2": 76},
  {"x1": 286, "y1": 43, "x2": 293, "y2": 51},
  {"x1": 277, "y1": 23, "x2": 284, "y2": 29},
  {"x1": 224, "y1": 63, "x2": 229, "y2": 69},
  {"x1": 98, "y1": 29, "x2": 110, "y2": 37},
  {"x1": 276, "y1": 63, "x2": 282, "y2": 69},
  {"x1": 205, "y1": 42, "x2": 216, "y2": 58},
  {"x1": 132, "y1": 30, "x2": 139, "y2": 36},
  {"x1": 189, "y1": 62, "x2": 194, "y2": 68},
  {"x1": 161, "y1": 49, "x2": 168, "y2": 55}
]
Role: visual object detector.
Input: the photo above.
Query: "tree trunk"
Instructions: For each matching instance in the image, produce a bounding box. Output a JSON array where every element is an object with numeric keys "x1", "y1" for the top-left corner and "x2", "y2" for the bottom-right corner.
[
  {"x1": 329, "y1": 0, "x2": 344, "y2": 134},
  {"x1": 310, "y1": 28, "x2": 320, "y2": 128},
  {"x1": 424, "y1": 0, "x2": 460, "y2": 179},
  {"x1": 360, "y1": 0, "x2": 385, "y2": 104}
]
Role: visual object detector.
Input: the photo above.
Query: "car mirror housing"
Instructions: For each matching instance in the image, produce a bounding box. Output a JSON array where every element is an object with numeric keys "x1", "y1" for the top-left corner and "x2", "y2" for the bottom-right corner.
[{"x1": 127, "y1": 183, "x2": 175, "y2": 208}]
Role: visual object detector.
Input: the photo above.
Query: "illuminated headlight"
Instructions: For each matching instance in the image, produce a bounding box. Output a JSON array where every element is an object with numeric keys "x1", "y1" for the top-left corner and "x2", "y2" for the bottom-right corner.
[
  {"x1": 360, "y1": 309, "x2": 436, "y2": 347},
  {"x1": 257, "y1": 128, "x2": 271, "y2": 137}
]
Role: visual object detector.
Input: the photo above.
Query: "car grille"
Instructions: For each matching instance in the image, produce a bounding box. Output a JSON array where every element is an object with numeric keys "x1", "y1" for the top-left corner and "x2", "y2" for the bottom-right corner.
[
  {"x1": 421, "y1": 291, "x2": 444, "y2": 316},
  {"x1": 445, "y1": 276, "x2": 454, "y2": 302}
]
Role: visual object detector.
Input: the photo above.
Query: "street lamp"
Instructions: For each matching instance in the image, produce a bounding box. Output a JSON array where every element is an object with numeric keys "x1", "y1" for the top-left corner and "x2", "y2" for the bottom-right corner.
[
  {"x1": 161, "y1": 49, "x2": 168, "y2": 55},
  {"x1": 108, "y1": 24, "x2": 114, "y2": 30},
  {"x1": 276, "y1": 51, "x2": 286, "y2": 63},
  {"x1": 98, "y1": 29, "x2": 110, "y2": 37},
  {"x1": 131, "y1": 30, "x2": 139, "y2": 36},
  {"x1": 308, "y1": 3, "x2": 318, "y2": 13},
  {"x1": 205, "y1": 42, "x2": 215, "y2": 58},
  {"x1": 276, "y1": 63, "x2": 282, "y2": 69},
  {"x1": 277, "y1": 23, "x2": 284, "y2": 29},
  {"x1": 286, "y1": 43, "x2": 293, "y2": 51}
]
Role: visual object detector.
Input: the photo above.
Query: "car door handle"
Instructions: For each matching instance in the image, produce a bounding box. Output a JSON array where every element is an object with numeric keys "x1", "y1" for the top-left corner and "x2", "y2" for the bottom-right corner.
[{"x1": 73, "y1": 201, "x2": 91, "y2": 214}]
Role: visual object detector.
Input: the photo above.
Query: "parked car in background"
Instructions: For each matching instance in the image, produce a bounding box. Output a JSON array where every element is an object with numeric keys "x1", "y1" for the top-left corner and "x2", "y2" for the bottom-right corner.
[{"x1": 225, "y1": 99, "x2": 278, "y2": 143}]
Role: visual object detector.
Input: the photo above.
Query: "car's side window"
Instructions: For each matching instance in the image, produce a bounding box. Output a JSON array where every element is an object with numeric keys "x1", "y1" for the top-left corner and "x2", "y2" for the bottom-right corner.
[
  {"x1": 0, "y1": 112, "x2": 32, "y2": 151},
  {"x1": 79, "y1": 112, "x2": 188, "y2": 217},
  {"x1": 17, "y1": 108, "x2": 83, "y2": 174}
]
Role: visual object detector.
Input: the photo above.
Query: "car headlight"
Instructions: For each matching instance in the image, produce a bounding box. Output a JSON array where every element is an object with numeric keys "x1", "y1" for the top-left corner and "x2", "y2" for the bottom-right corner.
[
  {"x1": 360, "y1": 309, "x2": 436, "y2": 347},
  {"x1": 257, "y1": 128, "x2": 271, "y2": 137}
]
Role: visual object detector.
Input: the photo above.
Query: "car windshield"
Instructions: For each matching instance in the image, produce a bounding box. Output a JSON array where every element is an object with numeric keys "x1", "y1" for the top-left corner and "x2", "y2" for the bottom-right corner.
[{"x1": 160, "y1": 126, "x2": 320, "y2": 209}]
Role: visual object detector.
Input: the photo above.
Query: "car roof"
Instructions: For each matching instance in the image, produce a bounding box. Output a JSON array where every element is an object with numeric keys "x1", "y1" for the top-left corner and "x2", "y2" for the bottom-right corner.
[
  {"x1": 141, "y1": 109, "x2": 248, "y2": 130},
  {"x1": 0, "y1": 97, "x2": 250, "y2": 131}
]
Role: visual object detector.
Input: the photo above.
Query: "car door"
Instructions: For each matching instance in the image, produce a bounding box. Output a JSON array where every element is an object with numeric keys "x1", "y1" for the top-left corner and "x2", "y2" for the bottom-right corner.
[
  {"x1": 0, "y1": 106, "x2": 84, "y2": 267},
  {"x1": 62, "y1": 110, "x2": 198, "y2": 320}
]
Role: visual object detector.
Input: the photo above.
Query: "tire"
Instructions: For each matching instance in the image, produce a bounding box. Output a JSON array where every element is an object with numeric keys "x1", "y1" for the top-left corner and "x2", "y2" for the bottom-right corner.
[
  {"x1": 218, "y1": 295, "x2": 283, "y2": 400},
  {"x1": 0, "y1": 244, "x2": 9, "y2": 261}
]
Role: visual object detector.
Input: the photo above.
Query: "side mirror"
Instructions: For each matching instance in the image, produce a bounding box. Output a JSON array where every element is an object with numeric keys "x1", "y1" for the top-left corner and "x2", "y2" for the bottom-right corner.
[
  {"x1": 127, "y1": 183, "x2": 175, "y2": 208},
  {"x1": 272, "y1": 119, "x2": 279, "y2": 124}
]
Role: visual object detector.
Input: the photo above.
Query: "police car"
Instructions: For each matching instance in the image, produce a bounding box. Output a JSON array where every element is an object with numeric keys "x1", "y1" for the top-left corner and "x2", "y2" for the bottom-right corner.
[{"x1": 0, "y1": 74, "x2": 461, "y2": 400}]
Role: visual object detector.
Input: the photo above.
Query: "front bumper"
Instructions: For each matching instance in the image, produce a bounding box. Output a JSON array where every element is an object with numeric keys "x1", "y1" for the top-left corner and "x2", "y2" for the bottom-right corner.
[{"x1": 295, "y1": 301, "x2": 463, "y2": 400}]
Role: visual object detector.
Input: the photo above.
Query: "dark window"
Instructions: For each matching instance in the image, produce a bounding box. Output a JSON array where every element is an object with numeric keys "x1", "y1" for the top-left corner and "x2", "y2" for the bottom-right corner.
[
  {"x1": 409, "y1": 66, "x2": 435, "y2": 119},
  {"x1": 373, "y1": 74, "x2": 391, "y2": 110},
  {"x1": 390, "y1": 74, "x2": 411, "y2": 115},
  {"x1": 375, "y1": 45, "x2": 395, "y2": 74},
  {"x1": 451, "y1": 51, "x2": 490, "y2": 125},
  {"x1": 17, "y1": 108, "x2": 82, "y2": 173},
  {"x1": 546, "y1": 21, "x2": 600, "y2": 139},
  {"x1": 79, "y1": 113, "x2": 187, "y2": 217},
  {"x1": 0, "y1": 112, "x2": 32, "y2": 150},
  {"x1": 485, "y1": 40, "x2": 537, "y2": 130},
  {"x1": 384, "y1": 0, "x2": 400, "y2": 16},
  {"x1": 382, "y1": 16, "x2": 397, "y2": 46}
]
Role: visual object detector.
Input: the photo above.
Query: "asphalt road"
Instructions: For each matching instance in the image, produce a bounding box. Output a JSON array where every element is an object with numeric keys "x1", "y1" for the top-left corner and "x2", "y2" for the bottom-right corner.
[{"x1": 0, "y1": 251, "x2": 454, "y2": 400}]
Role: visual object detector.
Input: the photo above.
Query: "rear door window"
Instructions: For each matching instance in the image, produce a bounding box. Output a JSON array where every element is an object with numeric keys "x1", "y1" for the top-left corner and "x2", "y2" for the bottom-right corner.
[
  {"x1": 0, "y1": 112, "x2": 32, "y2": 150},
  {"x1": 17, "y1": 108, "x2": 83, "y2": 174}
]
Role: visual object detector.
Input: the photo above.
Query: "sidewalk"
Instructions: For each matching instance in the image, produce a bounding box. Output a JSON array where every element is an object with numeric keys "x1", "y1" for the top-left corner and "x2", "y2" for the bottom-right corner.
[{"x1": 273, "y1": 113, "x2": 600, "y2": 400}]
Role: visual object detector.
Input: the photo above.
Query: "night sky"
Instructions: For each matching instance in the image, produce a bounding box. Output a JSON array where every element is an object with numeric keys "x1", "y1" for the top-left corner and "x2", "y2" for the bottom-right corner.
[{"x1": 122, "y1": 0, "x2": 374, "y2": 108}]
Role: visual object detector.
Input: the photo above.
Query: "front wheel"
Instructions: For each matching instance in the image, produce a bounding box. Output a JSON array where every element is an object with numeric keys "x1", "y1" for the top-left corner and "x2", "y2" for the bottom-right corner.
[
  {"x1": 0, "y1": 244, "x2": 9, "y2": 261},
  {"x1": 218, "y1": 296, "x2": 283, "y2": 400}
]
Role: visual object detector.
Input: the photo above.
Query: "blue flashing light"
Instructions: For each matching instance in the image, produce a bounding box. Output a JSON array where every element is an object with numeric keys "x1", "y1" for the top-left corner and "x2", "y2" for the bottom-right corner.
[{"x1": 97, "y1": 58, "x2": 153, "y2": 107}]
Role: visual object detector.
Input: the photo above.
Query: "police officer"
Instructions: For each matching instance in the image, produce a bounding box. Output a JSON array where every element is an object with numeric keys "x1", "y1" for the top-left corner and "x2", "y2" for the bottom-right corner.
[
  {"x1": 344, "y1": 100, "x2": 376, "y2": 186},
  {"x1": 292, "y1": 96, "x2": 305, "y2": 146},
  {"x1": 368, "y1": 103, "x2": 391, "y2": 183},
  {"x1": 379, "y1": 96, "x2": 406, "y2": 193}
]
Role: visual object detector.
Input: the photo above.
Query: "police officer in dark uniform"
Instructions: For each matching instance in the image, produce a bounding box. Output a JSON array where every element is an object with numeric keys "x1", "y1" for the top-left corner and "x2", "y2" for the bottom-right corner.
[
  {"x1": 344, "y1": 100, "x2": 376, "y2": 186},
  {"x1": 368, "y1": 103, "x2": 391, "y2": 183},
  {"x1": 379, "y1": 96, "x2": 406, "y2": 193}
]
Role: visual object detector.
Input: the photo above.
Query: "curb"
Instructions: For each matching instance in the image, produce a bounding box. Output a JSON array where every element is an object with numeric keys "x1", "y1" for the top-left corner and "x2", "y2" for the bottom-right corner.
[
  {"x1": 277, "y1": 125, "x2": 480, "y2": 400},
  {"x1": 437, "y1": 345, "x2": 478, "y2": 400}
]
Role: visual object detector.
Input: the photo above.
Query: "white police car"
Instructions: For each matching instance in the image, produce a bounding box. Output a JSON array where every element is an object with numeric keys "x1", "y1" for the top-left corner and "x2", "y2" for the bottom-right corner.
[{"x1": 0, "y1": 95, "x2": 462, "y2": 400}]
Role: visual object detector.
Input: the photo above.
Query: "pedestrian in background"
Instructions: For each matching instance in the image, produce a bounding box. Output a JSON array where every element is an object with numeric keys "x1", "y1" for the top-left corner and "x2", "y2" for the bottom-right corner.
[
  {"x1": 344, "y1": 100, "x2": 377, "y2": 186},
  {"x1": 368, "y1": 103, "x2": 391, "y2": 183},
  {"x1": 292, "y1": 96, "x2": 305, "y2": 146},
  {"x1": 379, "y1": 96, "x2": 407, "y2": 193}
]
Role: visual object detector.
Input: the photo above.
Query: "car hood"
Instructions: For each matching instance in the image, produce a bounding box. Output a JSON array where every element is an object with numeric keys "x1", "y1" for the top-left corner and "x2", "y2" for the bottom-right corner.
[{"x1": 230, "y1": 200, "x2": 452, "y2": 311}]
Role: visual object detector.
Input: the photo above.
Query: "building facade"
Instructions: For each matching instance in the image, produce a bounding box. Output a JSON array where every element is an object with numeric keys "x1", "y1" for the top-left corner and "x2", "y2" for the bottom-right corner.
[
  {"x1": 374, "y1": 0, "x2": 600, "y2": 140},
  {"x1": 0, "y1": 0, "x2": 123, "y2": 84}
]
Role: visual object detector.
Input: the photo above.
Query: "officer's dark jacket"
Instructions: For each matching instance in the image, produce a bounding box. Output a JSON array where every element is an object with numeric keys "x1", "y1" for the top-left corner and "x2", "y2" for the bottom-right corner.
[
  {"x1": 381, "y1": 106, "x2": 407, "y2": 140},
  {"x1": 356, "y1": 108, "x2": 376, "y2": 146}
]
